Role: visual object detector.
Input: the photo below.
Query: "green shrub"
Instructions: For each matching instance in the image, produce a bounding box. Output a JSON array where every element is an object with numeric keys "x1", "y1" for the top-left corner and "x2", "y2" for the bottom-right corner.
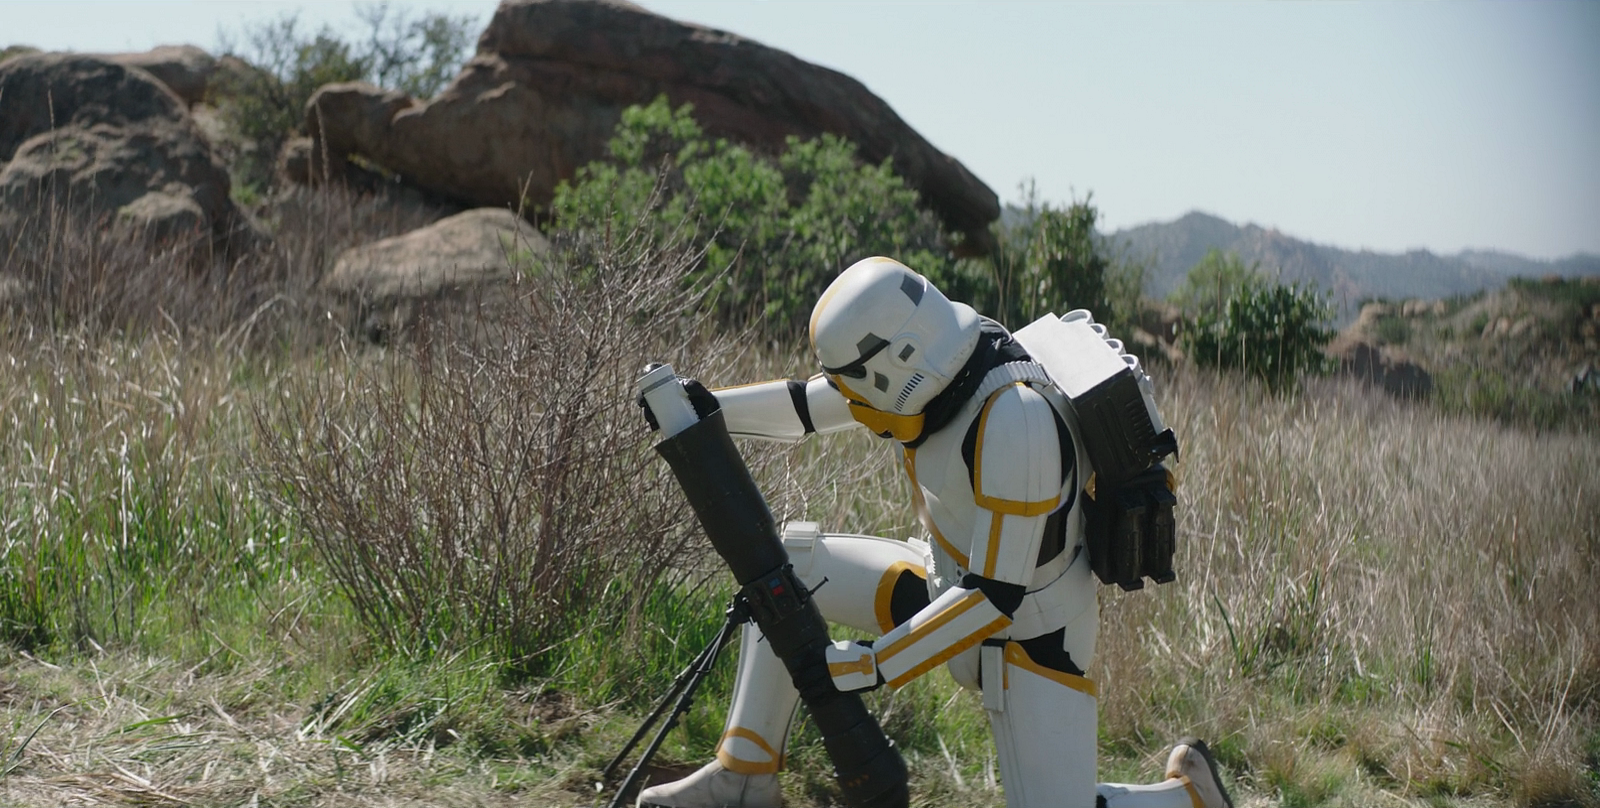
[
  {"x1": 1169, "y1": 248, "x2": 1265, "y2": 322},
  {"x1": 1373, "y1": 314, "x2": 1411, "y2": 346},
  {"x1": 988, "y1": 187, "x2": 1109, "y2": 328},
  {"x1": 1183, "y1": 280, "x2": 1335, "y2": 392},
  {"x1": 1432, "y1": 364, "x2": 1600, "y2": 432},
  {"x1": 553, "y1": 100, "x2": 1152, "y2": 340},
  {"x1": 552, "y1": 97, "x2": 966, "y2": 334}
]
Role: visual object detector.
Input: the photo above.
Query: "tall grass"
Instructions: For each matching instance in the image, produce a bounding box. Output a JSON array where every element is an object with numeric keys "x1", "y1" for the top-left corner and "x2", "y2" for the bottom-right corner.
[
  {"x1": 1094, "y1": 367, "x2": 1599, "y2": 804},
  {"x1": 0, "y1": 184, "x2": 445, "y2": 657},
  {"x1": 2, "y1": 185, "x2": 1596, "y2": 806}
]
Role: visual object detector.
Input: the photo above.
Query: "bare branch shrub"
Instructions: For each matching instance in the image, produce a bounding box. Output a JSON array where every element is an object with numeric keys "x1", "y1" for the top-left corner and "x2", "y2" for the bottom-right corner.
[
  {"x1": 253, "y1": 221, "x2": 738, "y2": 669},
  {"x1": 0, "y1": 183, "x2": 448, "y2": 348}
]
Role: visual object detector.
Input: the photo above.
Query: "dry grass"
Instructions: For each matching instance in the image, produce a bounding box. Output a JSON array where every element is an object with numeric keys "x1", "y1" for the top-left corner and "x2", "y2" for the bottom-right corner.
[
  {"x1": 0, "y1": 647, "x2": 610, "y2": 807},
  {"x1": 2, "y1": 185, "x2": 1596, "y2": 806},
  {"x1": 1095, "y1": 367, "x2": 1600, "y2": 805}
]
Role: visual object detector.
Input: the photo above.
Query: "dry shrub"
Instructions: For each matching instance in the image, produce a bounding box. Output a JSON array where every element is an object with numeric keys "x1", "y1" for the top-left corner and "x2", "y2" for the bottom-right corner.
[
  {"x1": 253, "y1": 224, "x2": 738, "y2": 669},
  {"x1": 1093, "y1": 365, "x2": 1600, "y2": 802},
  {"x1": 0, "y1": 183, "x2": 449, "y2": 347}
]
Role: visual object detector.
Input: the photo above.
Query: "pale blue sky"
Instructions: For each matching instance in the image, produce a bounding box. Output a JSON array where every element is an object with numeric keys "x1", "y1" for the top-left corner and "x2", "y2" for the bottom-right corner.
[{"x1": 4, "y1": 0, "x2": 1596, "y2": 259}]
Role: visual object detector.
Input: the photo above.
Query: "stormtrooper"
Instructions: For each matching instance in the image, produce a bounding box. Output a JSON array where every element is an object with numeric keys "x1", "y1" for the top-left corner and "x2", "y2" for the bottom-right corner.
[{"x1": 639, "y1": 257, "x2": 1232, "y2": 808}]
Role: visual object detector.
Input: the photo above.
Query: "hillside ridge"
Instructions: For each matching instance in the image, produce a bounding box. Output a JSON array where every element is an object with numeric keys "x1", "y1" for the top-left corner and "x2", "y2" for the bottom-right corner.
[{"x1": 1107, "y1": 210, "x2": 1600, "y2": 311}]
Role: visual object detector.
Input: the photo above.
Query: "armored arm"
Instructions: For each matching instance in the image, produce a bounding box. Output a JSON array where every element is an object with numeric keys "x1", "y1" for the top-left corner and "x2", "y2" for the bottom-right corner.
[
  {"x1": 712, "y1": 374, "x2": 859, "y2": 442},
  {"x1": 828, "y1": 383, "x2": 1067, "y2": 691}
]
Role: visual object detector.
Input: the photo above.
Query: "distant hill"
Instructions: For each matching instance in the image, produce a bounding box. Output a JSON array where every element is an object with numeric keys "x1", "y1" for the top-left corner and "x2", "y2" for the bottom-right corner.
[{"x1": 1105, "y1": 211, "x2": 1600, "y2": 315}]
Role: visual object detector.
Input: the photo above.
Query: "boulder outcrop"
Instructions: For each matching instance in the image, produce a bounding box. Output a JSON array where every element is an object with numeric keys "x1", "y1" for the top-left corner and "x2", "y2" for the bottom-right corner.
[
  {"x1": 1326, "y1": 336, "x2": 1433, "y2": 399},
  {"x1": 102, "y1": 44, "x2": 218, "y2": 107},
  {"x1": 298, "y1": 0, "x2": 998, "y2": 249},
  {"x1": 0, "y1": 52, "x2": 258, "y2": 254},
  {"x1": 1327, "y1": 302, "x2": 1433, "y2": 399},
  {"x1": 323, "y1": 207, "x2": 549, "y2": 300}
]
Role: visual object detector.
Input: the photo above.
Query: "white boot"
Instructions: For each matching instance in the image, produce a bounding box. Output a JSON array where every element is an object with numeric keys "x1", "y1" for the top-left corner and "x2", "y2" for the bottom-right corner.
[
  {"x1": 1164, "y1": 738, "x2": 1234, "y2": 808},
  {"x1": 636, "y1": 760, "x2": 781, "y2": 808}
]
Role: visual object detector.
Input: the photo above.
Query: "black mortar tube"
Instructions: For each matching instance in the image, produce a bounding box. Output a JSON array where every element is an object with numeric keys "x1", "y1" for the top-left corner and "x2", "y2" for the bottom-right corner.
[{"x1": 655, "y1": 409, "x2": 909, "y2": 808}]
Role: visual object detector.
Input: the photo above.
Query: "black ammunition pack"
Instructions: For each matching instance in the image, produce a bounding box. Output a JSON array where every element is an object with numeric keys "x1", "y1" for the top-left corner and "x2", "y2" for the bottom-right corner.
[{"x1": 1082, "y1": 464, "x2": 1177, "y2": 591}]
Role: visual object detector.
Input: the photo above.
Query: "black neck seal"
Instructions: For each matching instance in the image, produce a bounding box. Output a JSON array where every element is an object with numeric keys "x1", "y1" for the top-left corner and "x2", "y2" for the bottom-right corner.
[{"x1": 902, "y1": 319, "x2": 1029, "y2": 449}]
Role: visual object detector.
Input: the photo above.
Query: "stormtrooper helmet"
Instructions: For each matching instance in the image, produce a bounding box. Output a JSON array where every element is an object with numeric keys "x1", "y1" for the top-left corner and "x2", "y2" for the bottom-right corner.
[{"x1": 810, "y1": 257, "x2": 981, "y2": 441}]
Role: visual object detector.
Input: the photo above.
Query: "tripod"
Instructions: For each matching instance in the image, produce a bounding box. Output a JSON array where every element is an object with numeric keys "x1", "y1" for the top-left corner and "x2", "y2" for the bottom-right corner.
[{"x1": 596, "y1": 595, "x2": 751, "y2": 808}]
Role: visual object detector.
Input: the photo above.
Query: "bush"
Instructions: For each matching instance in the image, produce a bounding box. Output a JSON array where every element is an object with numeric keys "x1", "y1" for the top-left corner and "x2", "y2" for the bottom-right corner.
[
  {"x1": 1168, "y1": 248, "x2": 1264, "y2": 322},
  {"x1": 984, "y1": 185, "x2": 1148, "y2": 337},
  {"x1": 1373, "y1": 313, "x2": 1411, "y2": 346},
  {"x1": 551, "y1": 97, "x2": 966, "y2": 334},
  {"x1": 553, "y1": 100, "x2": 1156, "y2": 339},
  {"x1": 254, "y1": 222, "x2": 732, "y2": 669},
  {"x1": 988, "y1": 188, "x2": 1106, "y2": 325},
  {"x1": 211, "y1": 5, "x2": 479, "y2": 194},
  {"x1": 1183, "y1": 280, "x2": 1335, "y2": 392}
]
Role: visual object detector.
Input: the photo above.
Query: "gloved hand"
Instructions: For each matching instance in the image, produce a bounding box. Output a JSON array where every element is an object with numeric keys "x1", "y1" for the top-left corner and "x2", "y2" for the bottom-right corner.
[
  {"x1": 825, "y1": 639, "x2": 884, "y2": 692},
  {"x1": 638, "y1": 367, "x2": 718, "y2": 431}
]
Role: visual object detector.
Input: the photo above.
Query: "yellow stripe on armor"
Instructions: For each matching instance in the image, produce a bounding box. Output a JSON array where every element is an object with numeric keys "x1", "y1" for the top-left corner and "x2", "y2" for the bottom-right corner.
[
  {"x1": 716, "y1": 727, "x2": 783, "y2": 775},
  {"x1": 828, "y1": 653, "x2": 877, "y2": 679},
  {"x1": 832, "y1": 377, "x2": 924, "y2": 441},
  {"x1": 1001, "y1": 643, "x2": 1098, "y2": 697},
  {"x1": 973, "y1": 383, "x2": 1061, "y2": 516},
  {"x1": 873, "y1": 560, "x2": 926, "y2": 634},
  {"x1": 904, "y1": 448, "x2": 970, "y2": 569},
  {"x1": 982, "y1": 514, "x2": 1003, "y2": 578},
  {"x1": 1179, "y1": 776, "x2": 1203, "y2": 808},
  {"x1": 885, "y1": 614, "x2": 1012, "y2": 690},
  {"x1": 875, "y1": 589, "x2": 985, "y2": 665}
]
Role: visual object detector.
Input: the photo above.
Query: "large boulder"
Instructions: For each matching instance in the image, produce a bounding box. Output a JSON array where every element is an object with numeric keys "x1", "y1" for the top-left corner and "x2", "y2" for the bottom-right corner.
[
  {"x1": 323, "y1": 207, "x2": 549, "y2": 300},
  {"x1": 0, "y1": 52, "x2": 258, "y2": 254},
  {"x1": 298, "y1": 0, "x2": 998, "y2": 249},
  {"x1": 101, "y1": 45, "x2": 218, "y2": 107},
  {"x1": 325, "y1": 207, "x2": 550, "y2": 342},
  {"x1": 1326, "y1": 334, "x2": 1433, "y2": 400}
]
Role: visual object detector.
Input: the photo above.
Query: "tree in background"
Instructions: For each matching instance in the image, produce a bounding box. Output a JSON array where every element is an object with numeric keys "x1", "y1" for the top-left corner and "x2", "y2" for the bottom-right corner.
[
  {"x1": 209, "y1": 3, "x2": 479, "y2": 197},
  {"x1": 1168, "y1": 247, "x2": 1264, "y2": 322},
  {"x1": 986, "y1": 184, "x2": 1146, "y2": 336},
  {"x1": 1181, "y1": 269, "x2": 1335, "y2": 392}
]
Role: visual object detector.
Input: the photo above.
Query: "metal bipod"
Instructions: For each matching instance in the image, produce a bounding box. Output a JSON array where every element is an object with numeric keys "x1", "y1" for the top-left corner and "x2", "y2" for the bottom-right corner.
[{"x1": 595, "y1": 595, "x2": 750, "y2": 808}]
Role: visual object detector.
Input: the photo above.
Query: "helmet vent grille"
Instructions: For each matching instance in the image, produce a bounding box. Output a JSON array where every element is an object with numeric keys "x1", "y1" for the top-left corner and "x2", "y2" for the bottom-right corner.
[{"x1": 896, "y1": 373, "x2": 927, "y2": 409}]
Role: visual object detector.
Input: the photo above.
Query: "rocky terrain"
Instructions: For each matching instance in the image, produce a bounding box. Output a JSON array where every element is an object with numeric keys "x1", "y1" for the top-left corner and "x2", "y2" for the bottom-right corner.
[
  {"x1": 2, "y1": 0, "x2": 1001, "y2": 310},
  {"x1": 282, "y1": 0, "x2": 998, "y2": 251},
  {"x1": 0, "y1": 51, "x2": 261, "y2": 255}
]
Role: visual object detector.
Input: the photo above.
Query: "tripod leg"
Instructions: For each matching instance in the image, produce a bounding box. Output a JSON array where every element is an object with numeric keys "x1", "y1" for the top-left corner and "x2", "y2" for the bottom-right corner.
[
  {"x1": 601, "y1": 628, "x2": 717, "y2": 782},
  {"x1": 603, "y1": 599, "x2": 746, "y2": 808}
]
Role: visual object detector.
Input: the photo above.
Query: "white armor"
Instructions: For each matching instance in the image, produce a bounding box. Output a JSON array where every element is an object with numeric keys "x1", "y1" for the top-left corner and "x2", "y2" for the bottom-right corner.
[{"x1": 639, "y1": 258, "x2": 1230, "y2": 808}]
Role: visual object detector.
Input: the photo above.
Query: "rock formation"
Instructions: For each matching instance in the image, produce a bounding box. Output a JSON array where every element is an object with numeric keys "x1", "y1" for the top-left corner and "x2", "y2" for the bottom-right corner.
[
  {"x1": 101, "y1": 44, "x2": 218, "y2": 107},
  {"x1": 0, "y1": 52, "x2": 258, "y2": 254},
  {"x1": 324, "y1": 207, "x2": 548, "y2": 300},
  {"x1": 294, "y1": 0, "x2": 998, "y2": 249},
  {"x1": 1326, "y1": 302, "x2": 1434, "y2": 399}
]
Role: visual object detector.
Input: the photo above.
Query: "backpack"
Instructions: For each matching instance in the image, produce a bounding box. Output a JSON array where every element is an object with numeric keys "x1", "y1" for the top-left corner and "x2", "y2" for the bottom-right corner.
[{"x1": 1012, "y1": 311, "x2": 1180, "y2": 591}]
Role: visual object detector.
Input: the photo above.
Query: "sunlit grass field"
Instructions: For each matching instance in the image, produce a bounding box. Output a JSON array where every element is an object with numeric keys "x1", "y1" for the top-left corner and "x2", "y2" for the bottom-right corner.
[{"x1": 1, "y1": 197, "x2": 1596, "y2": 807}]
